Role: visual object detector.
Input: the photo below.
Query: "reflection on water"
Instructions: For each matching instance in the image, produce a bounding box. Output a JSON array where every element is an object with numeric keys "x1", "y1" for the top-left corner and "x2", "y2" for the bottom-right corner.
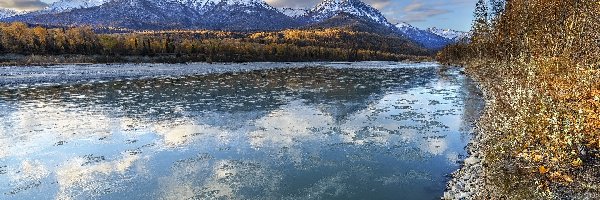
[{"x1": 0, "y1": 64, "x2": 483, "y2": 200}]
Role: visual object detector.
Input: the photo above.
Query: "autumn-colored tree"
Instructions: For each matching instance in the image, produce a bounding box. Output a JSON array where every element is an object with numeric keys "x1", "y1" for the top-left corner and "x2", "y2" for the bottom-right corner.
[{"x1": 437, "y1": 0, "x2": 600, "y2": 198}]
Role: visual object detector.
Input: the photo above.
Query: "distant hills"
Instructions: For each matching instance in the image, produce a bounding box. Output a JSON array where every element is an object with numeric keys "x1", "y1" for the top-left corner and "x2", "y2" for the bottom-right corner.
[{"x1": 0, "y1": 0, "x2": 468, "y2": 50}]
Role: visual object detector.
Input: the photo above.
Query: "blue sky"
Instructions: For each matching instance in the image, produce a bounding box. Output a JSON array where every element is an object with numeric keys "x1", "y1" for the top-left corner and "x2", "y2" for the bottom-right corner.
[{"x1": 4, "y1": 0, "x2": 477, "y2": 31}]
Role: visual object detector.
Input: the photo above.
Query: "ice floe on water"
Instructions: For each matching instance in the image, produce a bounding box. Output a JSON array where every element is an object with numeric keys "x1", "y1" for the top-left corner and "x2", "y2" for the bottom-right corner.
[{"x1": 0, "y1": 62, "x2": 440, "y2": 89}]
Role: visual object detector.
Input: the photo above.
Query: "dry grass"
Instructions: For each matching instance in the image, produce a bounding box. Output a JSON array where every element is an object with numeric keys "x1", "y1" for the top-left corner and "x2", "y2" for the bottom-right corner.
[
  {"x1": 466, "y1": 57, "x2": 599, "y2": 198},
  {"x1": 438, "y1": 0, "x2": 600, "y2": 198}
]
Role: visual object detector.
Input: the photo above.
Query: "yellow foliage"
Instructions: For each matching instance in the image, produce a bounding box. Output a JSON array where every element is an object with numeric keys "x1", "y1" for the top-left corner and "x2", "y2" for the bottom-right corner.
[
  {"x1": 533, "y1": 154, "x2": 543, "y2": 162},
  {"x1": 571, "y1": 158, "x2": 583, "y2": 167},
  {"x1": 437, "y1": 0, "x2": 600, "y2": 198}
]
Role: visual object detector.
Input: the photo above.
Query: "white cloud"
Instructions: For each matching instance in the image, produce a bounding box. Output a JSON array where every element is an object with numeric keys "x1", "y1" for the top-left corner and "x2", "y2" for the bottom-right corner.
[{"x1": 0, "y1": 0, "x2": 48, "y2": 11}]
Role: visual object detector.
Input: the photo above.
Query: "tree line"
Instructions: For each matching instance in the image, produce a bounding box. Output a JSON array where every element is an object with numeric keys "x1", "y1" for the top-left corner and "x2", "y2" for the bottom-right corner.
[{"x1": 0, "y1": 22, "x2": 428, "y2": 62}]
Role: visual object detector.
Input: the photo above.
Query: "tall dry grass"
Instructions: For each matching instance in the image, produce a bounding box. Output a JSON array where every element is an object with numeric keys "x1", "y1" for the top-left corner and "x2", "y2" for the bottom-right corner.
[{"x1": 438, "y1": 0, "x2": 599, "y2": 198}]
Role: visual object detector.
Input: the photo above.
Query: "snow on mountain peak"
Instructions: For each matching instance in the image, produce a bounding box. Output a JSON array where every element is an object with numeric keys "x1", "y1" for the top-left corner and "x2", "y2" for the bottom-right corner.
[
  {"x1": 394, "y1": 23, "x2": 454, "y2": 49},
  {"x1": 308, "y1": 0, "x2": 392, "y2": 26},
  {"x1": 173, "y1": 0, "x2": 272, "y2": 13},
  {"x1": 427, "y1": 27, "x2": 470, "y2": 42},
  {"x1": 395, "y1": 22, "x2": 414, "y2": 29},
  {"x1": 0, "y1": 8, "x2": 21, "y2": 19},
  {"x1": 44, "y1": 0, "x2": 109, "y2": 13},
  {"x1": 181, "y1": 0, "x2": 266, "y2": 6},
  {"x1": 279, "y1": 8, "x2": 308, "y2": 18}
]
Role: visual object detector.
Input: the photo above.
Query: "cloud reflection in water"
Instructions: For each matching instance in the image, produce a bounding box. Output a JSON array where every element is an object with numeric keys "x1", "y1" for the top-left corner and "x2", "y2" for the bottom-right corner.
[{"x1": 0, "y1": 64, "x2": 483, "y2": 199}]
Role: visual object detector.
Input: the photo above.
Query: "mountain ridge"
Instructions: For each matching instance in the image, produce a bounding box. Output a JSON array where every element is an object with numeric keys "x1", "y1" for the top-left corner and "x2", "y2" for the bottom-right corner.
[
  {"x1": 427, "y1": 27, "x2": 469, "y2": 42},
  {"x1": 394, "y1": 22, "x2": 452, "y2": 50},
  {"x1": 0, "y1": 8, "x2": 21, "y2": 19},
  {"x1": 1, "y1": 0, "x2": 460, "y2": 49}
]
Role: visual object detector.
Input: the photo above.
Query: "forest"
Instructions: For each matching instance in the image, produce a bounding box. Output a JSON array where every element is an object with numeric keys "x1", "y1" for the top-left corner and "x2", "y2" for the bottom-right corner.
[
  {"x1": 437, "y1": 0, "x2": 599, "y2": 198},
  {"x1": 0, "y1": 23, "x2": 428, "y2": 64}
]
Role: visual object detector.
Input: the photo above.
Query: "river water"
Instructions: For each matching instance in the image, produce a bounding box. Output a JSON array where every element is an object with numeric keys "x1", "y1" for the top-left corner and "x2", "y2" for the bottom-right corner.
[{"x1": 0, "y1": 63, "x2": 483, "y2": 200}]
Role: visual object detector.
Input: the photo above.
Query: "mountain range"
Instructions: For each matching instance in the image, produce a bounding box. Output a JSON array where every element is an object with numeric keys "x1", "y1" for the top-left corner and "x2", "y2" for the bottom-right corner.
[
  {"x1": 0, "y1": 8, "x2": 21, "y2": 19},
  {"x1": 0, "y1": 0, "x2": 467, "y2": 50},
  {"x1": 427, "y1": 27, "x2": 470, "y2": 42}
]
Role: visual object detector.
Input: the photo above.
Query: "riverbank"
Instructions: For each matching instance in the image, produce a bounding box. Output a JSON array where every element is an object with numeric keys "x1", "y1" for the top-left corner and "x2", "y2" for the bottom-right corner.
[
  {"x1": 439, "y1": 1, "x2": 599, "y2": 198},
  {"x1": 442, "y1": 78, "x2": 486, "y2": 200},
  {"x1": 442, "y1": 62, "x2": 489, "y2": 200},
  {"x1": 443, "y1": 59, "x2": 600, "y2": 199}
]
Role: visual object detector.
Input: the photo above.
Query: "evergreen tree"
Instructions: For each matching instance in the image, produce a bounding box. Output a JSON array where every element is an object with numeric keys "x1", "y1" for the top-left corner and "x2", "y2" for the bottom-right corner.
[
  {"x1": 471, "y1": 0, "x2": 490, "y2": 56},
  {"x1": 489, "y1": 0, "x2": 505, "y2": 24}
]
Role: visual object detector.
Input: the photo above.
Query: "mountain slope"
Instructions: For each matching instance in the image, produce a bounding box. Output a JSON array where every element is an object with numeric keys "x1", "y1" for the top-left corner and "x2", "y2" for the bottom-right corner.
[
  {"x1": 5, "y1": 0, "x2": 299, "y2": 31},
  {"x1": 306, "y1": 0, "x2": 392, "y2": 26},
  {"x1": 427, "y1": 27, "x2": 469, "y2": 42},
  {"x1": 395, "y1": 22, "x2": 452, "y2": 50},
  {"x1": 304, "y1": 0, "x2": 453, "y2": 50},
  {"x1": 305, "y1": 13, "x2": 398, "y2": 36},
  {"x1": 42, "y1": 0, "x2": 108, "y2": 13},
  {"x1": 279, "y1": 8, "x2": 308, "y2": 18},
  {"x1": 8, "y1": 0, "x2": 201, "y2": 29},
  {"x1": 194, "y1": 0, "x2": 300, "y2": 30},
  {"x1": 2, "y1": 0, "x2": 456, "y2": 50},
  {"x1": 0, "y1": 8, "x2": 20, "y2": 19}
]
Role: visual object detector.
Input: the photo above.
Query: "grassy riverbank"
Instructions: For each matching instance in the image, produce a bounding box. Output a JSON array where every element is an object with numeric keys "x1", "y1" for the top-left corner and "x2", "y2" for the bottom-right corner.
[
  {"x1": 463, "y1": 59, "x2": 599, "y2": 199},
  {"x1": 439, "y1": 0, "x2": 599, "y2": 198}
]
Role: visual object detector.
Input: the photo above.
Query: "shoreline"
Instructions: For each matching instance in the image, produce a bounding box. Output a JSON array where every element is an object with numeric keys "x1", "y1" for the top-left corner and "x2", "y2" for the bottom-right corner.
[{"x1": 443, "y1": 67, "x2": 489, "y2": 199}]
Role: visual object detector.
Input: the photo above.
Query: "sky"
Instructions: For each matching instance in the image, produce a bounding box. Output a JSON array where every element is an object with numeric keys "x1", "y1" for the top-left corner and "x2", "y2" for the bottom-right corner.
[{"x1": 1, "y1": 0, "x2": 478, "y2": 31}]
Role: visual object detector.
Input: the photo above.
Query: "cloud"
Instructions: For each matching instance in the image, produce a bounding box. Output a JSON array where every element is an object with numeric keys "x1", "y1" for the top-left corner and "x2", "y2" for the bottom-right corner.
[
  {"x1": 364, "y1": 0, "x2": 393, "y2": 9},
  {"x1": 0, "y1": 0, "x2": 48, "y2": 11},
  {"x1": 384, "y1": 1, "x2": 451, "y2": 23}
]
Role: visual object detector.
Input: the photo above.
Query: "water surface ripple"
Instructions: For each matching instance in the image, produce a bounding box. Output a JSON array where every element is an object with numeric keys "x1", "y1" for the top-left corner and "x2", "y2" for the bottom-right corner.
[{"x1": 0, "y1": 63, "x2": 483, "y2": 200}]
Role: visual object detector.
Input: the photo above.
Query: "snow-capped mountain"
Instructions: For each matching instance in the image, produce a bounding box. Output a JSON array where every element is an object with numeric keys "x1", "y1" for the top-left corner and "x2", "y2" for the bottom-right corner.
[
  {"x1": 43, "y1": 0, "x2": 108, "y2": 13},
  {"x1": 0, "y1": 8, "x2": 20, "y2": 19},
  {"x1": 10, "y1": 0, "x2": 202, "y2": 29},
  {"x1": 6, "y1": 0, "x2": 298, "y2": 31},
  {"x1": 427, "y1": 27, "x2": 469, "y2": 42},
  {"x1": 176, "y1": 0, "x2": 273, "y2": 14},
  {"x1": 303, "y1": 0, "x2": 454, "y2": 50},
  {"x1": 279, "y1": 8, "x2": 308, "y2": 18},
  {"x1": 1, "y1": 0, "x2": 457, "y2": 50},
  {"x1": 194, "y1": 0, "x2": 299, "y2": 30},
  {"x1": 306, "y1": 0, "x2": 392, "y2": 27},
  {"x1": 395, "y1": 22, "x2": 452, "y2": 50}
]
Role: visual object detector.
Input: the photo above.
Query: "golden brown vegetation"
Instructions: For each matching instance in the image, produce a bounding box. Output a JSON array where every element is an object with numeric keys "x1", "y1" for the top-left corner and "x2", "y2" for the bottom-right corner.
[
  {"x1": 0, "y1": 23, "x2": 428, "y2": 64},
  {"x1": 438, "y1": 0, "x2": 599, "y2": 198}
]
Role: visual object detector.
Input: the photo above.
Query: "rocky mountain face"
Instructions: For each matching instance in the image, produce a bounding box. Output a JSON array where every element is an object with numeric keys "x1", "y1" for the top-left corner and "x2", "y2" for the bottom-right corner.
[
  {"x1": 427, "y1": 27, "x2": 470, "y2": 42},
  {"x1": 279, "y1": 7, "x2": 308, "y2": 18},
  {"x1": 395, "y1": 22, "x2": 453, "y2": 50},
  {"x1": 193, "y1": 0, "x2": 301, "y2": 30},
  {"x1": 42, "y1": 0, "x2": 109, "y2": 14},
  {"x1": 305, "y1": 0, "x2": 392, "y2": 26},
  {"x1": 1, "y1": 0, "x2": 460, "y2": 49},
  {"x1": 0, "y1": 8, "x2": 20, "y2": 19},
  {"x1": 10, "y1": 0, "x2": 200, "y2": 29},
  {"x1": 6, "y1": 0, "x2": 300, "y2": 30}
]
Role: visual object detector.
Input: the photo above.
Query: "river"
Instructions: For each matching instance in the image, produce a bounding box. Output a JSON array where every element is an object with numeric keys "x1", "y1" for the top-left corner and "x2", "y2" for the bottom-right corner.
[{"x1": 0, "y1": 62, "x2": 483, "y2": 199}]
